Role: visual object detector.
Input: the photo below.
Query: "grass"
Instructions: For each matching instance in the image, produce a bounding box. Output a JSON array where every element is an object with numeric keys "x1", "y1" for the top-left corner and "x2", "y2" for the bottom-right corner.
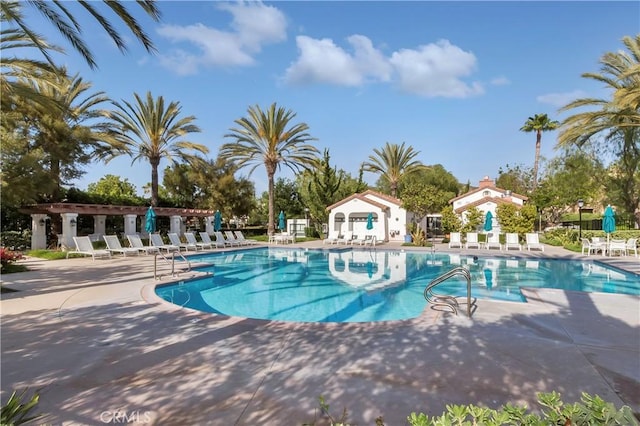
[{"x1": 26, "y1": 249, "x2": 68, "y2": 260}]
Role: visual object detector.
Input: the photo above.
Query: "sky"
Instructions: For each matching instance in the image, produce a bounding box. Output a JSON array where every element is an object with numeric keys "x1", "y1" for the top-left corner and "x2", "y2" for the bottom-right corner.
[{"x1": 19, "y1": 1, "x2": 640, "y2": 196}]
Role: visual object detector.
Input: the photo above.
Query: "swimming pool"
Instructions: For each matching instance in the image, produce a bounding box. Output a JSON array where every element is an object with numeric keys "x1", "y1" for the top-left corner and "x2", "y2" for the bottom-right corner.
[{"x1": 155, "y1": 247, "x2": 640, "y2": 323}]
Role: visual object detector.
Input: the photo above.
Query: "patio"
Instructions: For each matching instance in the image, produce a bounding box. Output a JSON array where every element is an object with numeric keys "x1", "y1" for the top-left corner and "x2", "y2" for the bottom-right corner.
[{"x1": 1, "y1": 242, "x2": 639, "y2": 424}]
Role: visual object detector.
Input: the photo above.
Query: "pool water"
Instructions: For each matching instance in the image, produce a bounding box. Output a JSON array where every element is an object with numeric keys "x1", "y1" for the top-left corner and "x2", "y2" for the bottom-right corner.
[{"x1": 155, "y1": 247, "x2": 639, "y2": 323}]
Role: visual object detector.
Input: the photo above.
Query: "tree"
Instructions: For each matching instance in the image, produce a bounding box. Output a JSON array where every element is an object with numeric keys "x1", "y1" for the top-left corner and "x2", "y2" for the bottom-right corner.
[
  {"x1": 101, "y1": 91, "x2": 208, "y2": 207},
  {"x1": 219, "y1": 102, "x2": 320, "y2": 235},
  {"x1": 362, "y1": 142, "x2": 424, "y2": 198},
  {"x1": 2, "y1": 0, "x2": 161, "y2": 70},
  {"x1": 440, "y1": 205, "x2": 461, "y2": 234},
  {"x1": 461, "y1": 206, "x2": 483, "y2": 233},
  {"x1": 86, "y1": 174, "x2": 138, "y2": 204},
  {"x1": 558, "y1": 35, "x2": 640, "y2": 226},
  {"x1": 520, "y1": 113, "x2": 559, "y2": 190},
  {"x1": 496, "y1": 163, "x2": 534, "y2": 196},
  {"x1": 401, "y1": 181, "x2": 450, "y2": 245},
  {"x1": 496, "y1": 204, "x2": 537, "y2": 234}
]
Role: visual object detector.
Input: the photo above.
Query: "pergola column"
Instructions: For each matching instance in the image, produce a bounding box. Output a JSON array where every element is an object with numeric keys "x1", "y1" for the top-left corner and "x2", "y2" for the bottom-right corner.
[
  {"x1": 205, "y1": 216, "x2": 214, "y2": 235},
  {"x1": 93, "y1": 215, "x2": 106, "y2": 236},
  {"x1": 170, "y1": 215, "x2": 182, "y2": 235},
  {"x1": 124, "y1": 214, "x2": 137, "y2": 236},
  {"x1": 60, "y1": 213, "x2": 78, "y2": 249},
  {"x1": 30, "y1": 214, "x2": 49, "y2": 250}
]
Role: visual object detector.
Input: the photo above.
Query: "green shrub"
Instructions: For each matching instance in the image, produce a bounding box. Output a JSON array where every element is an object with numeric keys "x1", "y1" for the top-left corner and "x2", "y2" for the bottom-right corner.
[
  {"x1": 0, "y1": 230, "x2": 31, "y2": 251},
  {"x1": 1, "y1": 389, "x2": 42, "y2": 425}
]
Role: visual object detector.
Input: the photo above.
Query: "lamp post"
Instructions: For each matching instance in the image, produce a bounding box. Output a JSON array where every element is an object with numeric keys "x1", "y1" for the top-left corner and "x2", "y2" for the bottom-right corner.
[{"x1": 578, "y1": 199, "x2": 584, "y2": 239}]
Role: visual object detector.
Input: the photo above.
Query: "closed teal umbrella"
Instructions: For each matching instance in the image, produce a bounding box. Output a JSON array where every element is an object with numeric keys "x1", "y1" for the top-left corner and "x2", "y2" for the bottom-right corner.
[
  {"x1": 366, "y1": 213, "x2": 374, "y2": 230},
  {"x1": 278, "y1": 211, "x2": 286, "y2": 231},
  {"x1": 483, "y1": 211, "x2": 493, "y2": 232},
  {"x1": 145, "y1": 207, "x2": 156, "y2": 233},
  {"x1": 603, "y1": 205, "x2": 616, "y2": 243},
  {"x1": 214, "y1": 210, "x2": 222, "y2": 232}
]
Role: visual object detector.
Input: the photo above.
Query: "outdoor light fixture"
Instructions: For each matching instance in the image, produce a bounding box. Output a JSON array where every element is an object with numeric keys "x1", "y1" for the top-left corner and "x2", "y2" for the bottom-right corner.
[
  {"x1": 39, "y1": 219, "x2": 45, "y2": 226},
  {"x1": 577, "y1": 199, "x2": 584, "y2": 239},
  {"x1": 70, "y1": 218, "x2": 77, "y2": 226}
]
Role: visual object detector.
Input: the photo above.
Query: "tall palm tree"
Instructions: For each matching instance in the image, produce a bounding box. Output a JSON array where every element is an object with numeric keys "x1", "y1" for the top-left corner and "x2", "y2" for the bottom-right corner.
[
  {"x1": 520, "y1": 113, "x2": 559, "y2": 190},
  {"x1": 219, "y1": 103, "x2": 319, "y2": 235},
  {"x1": 17, "y1": 69, "x2": 110, "y2": 202},
  {"x1": 362, "y1": 142, "x2": 424, "y2": 198},
  {"x1": 102, "y1": 91, "x2": 208, "y2": 207},
  {"x1": 1, "y1": 0, "x2": 161, "y2": 70},
  {"x1": 558, "y1": 35, "x2": 640, "y2": 226}
]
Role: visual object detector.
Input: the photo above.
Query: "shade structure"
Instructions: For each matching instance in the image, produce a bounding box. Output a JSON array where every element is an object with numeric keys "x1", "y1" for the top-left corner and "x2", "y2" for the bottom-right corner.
[
  {"x1": 603, "y1": 205, "x2": 616, "y2": 243},
  {"x1": 214, "y1": 210, "x2": 222, "y2": 232},
  {"x1": 278, "y1": 211, "x2": 286, "y2": 231},
  {"x1": 483, "y1": 211, "x2": 493, "y2": 232},
  {"x1": 145, "y1": 207, "x2": 156, "y2": 233},
  {"x1": 366, "y1": 213, "x2": 374, "y2": 230}
]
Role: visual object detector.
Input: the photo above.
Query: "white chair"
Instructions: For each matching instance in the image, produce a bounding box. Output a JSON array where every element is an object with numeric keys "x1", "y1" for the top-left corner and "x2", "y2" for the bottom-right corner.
[
  {"x1": 225, "y1": 231, "x2": 248, "y2": 246},
  {"x1": 199, "y1": 232, "x2": 225, "y2": 249},
  {"x1": 234, "y1": 231, "x2": 257, "y2": 245},
  {"x1": 127, "y1": 234, "x2": 160, "y2": 255},
  {"x1": 625, "y1": 238, "x2": 638, "y2": 257},
  {"x1": 103, "y1": 235, "x2": 140, "y2": 257},
  {"x1": 608, "y1": 239, "x2": 627, "y2": 257},
  {"x1": 150, "y1": 233, "x2": 180, "y2": 252},
  {"x1": 66, "y1": 236, "x2": 111, "y2": 260},
  {"x1": 184, "y1": 232, "x2": 208, "y2": 250},
  {"x1": 485, "y1": 233, "x2": 502, "y2": 250},
  {"x1": 581, "y1": 238, "x2": 601, "y2": 256},
  {"x1": 448, "y1": 232, "x2": 462, "y2": 248},
  {"x1": 168, "y1": 232, "x2": 196, "y2": 251},
  {"x1": 215, "y1": 231, "x2": 239, "y2": 247},
  {"x1": 363, "y1": 235, "x2": 377, "y2": 246},
  {"x1": 504, "y1": 233, "x2": 522, "y2": 251},
  {"x1": 323, "y1": 231, "x2": 340, "y2": 245},
  {"x1": 525, "y1": 233, "x2": 544, "y2": 252},
  {"x1": 336, "y1": 231, "x2": 353, "y2": 245},
  {"x1": 465, "y1": 232, "x2": 480, "y2": 249}
]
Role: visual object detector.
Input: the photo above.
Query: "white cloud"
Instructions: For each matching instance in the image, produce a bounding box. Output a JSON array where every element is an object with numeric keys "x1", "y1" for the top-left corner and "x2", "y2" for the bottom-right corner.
[
  {"x1": 156, "y1": 1, "x2": 287, "y2": 74},
  {"x1": 537, "y1": 90, "x2": 589, "y2": 108},
  {"x1": 389, "y1": 40, "x2": 483, "y2": 98},
  {"x1": 490, "y1": 76, "x2": 510, "y2": 86},
  {"x1": 284, "y1": 36, "x2": 482, "y2": 98}
]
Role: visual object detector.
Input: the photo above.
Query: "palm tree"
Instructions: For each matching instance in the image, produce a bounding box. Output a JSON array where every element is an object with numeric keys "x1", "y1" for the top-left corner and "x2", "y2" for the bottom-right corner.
[
  {"x1": 362, "y1": 142, "x2": 424, "y2": 198},
  {"x1": 1, "y1": 0, "x2": 161, "y2": 70},
  {"x1": 219, "y1": 103, "x2": 319, "y2": 235},
  {"x1": 102, "y1": 91, "x2": 208, "y2": 207},
  {"x1": 520, "y1": 113, "x2": 559, "y2": 190}
]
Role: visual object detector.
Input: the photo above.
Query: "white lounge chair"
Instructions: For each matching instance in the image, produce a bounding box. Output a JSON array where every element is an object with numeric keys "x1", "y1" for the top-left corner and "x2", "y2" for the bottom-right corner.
[
  {"x1": 485, "y1": 233, "x2": 502, "y2": 250},
  {"x1": 448, "y1": 232, "x2": 462, "y2": 248},
  {"x1": 234, "y1": 230, "x2": 257, "y2": 245},
  {"x1": 525, "y1": 233, "x2": 544, "y2": 252},
  {"x1": 127, "y1": 234, "x2": 160, "y2": 255},
  {"x1": 225, "y1": 231, "x2": 247, "y2": 246},
  {"x1": 363, "y1": 235, "x2": 377, "y2": 246},
  {"x1": 184, "y1": 232, "x2": 208, "y2": 250},
  {"x1": 323, "y1": 231, "x2": 340, "y2": 245},
  {"x1": 465, "y1": 232, "x2": 480, "y2": 249},
  {"x1": 625, "y1": 238, "x2": 638, "y2": 257},
  {"x1": 200, "y1": 232, "x2": 225, "y2": 249},
  {"x1": 67, "y1": 236, "x2": 111, "y2": 260},
  {"x1": 150, "y1": 233, "x2": 180, "y2": 252},
  {"x1": 336, "y1": 231, "x2": 353, "y2": 245},
  {"x1": 504, "y1": 233, "x2": 522, "y2": 251},
  {"x1": 103, "y1": 235, "x2": 140, "y2": 257},
  {"x1": 215, "y1": 231, "x2": 239, "y2": 247},
  {"x1": 269, "y1": 231, "x2": 295, "y2": 244},
  {"x1": 168, "y1": 232, "x2": 197, "y2": 251}
]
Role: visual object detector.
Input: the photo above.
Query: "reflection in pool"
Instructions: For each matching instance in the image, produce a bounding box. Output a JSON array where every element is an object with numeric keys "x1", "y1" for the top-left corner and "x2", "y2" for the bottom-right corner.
[{"x1": 155, "y1": 248, "x2": 639, "y2": 323}]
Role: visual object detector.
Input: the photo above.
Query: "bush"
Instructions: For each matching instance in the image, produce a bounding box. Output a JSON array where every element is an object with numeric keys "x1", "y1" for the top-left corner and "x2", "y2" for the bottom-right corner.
[
  {"x1": 0, "y1": 389, "x2": 42, "y2": 425},
  {"x1": 0, "y1": 247, "x2": 23, "y2": 267},
  {"x1": 0, "y1": 230, "x2": 31, "y2": 251}
]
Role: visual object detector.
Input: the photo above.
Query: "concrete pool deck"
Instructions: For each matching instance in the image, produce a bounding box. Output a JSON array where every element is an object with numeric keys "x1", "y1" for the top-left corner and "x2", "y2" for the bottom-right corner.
[{"x1": 1, "y1": 241, "x2": 639, "y2": 425}]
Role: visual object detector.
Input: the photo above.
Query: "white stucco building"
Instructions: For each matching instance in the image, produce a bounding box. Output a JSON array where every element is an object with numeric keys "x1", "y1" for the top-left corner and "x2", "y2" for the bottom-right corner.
[
  {"x1": 449, "y1": 176, "x2": 528, "y2": 231},
  {"x1": 325, "y1": 190, "x2": 415, "y2": 243}
]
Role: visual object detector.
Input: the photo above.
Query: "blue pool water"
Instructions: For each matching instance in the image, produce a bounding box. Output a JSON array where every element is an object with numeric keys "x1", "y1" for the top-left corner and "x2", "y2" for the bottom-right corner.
[{"x1": 155, "y1": 247, "x2": 639, "y2": 323}]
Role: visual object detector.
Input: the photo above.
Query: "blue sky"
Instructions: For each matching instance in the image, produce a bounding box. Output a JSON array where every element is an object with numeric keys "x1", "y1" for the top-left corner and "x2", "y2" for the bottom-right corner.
[{"x1": 22, "y1": 1, "x2": 639, "y2": 195}]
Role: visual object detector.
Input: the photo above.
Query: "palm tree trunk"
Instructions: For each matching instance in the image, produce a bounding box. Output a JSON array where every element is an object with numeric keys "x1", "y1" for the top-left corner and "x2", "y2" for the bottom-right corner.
[
  {"x1": 267, "y1": 170, "x2": 275, "y2": 235},
  {"x1": 533, "y1": 130, "x2": 542, "y2": 190},
  {"x1": 151, "y1": 158, "x2": 160, "y2": 207}
]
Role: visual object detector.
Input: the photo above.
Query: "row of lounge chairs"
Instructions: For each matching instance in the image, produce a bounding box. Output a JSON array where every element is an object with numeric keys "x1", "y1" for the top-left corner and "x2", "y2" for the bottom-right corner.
[
  {"x1": 447, "y1": 232, "x2": 544, "y2": 252},
  {"x1": 66, "y1": 231, "x2": 259, "y2": 260},
  {"x1": 323, "y1": 231, "x2": 378, "y2": 246}
]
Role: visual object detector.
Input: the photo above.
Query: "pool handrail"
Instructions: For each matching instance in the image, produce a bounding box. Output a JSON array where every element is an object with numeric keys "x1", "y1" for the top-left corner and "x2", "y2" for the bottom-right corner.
[{"x1": 424, "y1": 266, "x2": 476, "y2": 317}]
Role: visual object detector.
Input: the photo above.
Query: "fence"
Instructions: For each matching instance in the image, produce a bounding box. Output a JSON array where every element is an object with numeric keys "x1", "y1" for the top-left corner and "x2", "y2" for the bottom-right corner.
[{"x1": 560, "y1": 217, "x2": 637, "y2": 231}]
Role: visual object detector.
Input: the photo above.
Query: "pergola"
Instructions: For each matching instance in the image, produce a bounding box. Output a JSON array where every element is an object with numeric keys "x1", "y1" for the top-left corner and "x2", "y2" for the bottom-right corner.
[{"x1": 21, "y1": 203, "x2": 219, "y2": 250}]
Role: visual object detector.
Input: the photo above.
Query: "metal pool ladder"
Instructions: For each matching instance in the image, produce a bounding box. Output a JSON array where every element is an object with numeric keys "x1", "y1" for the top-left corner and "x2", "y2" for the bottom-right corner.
[
  {"x1": 424, "y1": 266, "x2": 477, "y2": 317},
  {"x1": 154, "y1": 250, "x2": 191, "y2": 280}
]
